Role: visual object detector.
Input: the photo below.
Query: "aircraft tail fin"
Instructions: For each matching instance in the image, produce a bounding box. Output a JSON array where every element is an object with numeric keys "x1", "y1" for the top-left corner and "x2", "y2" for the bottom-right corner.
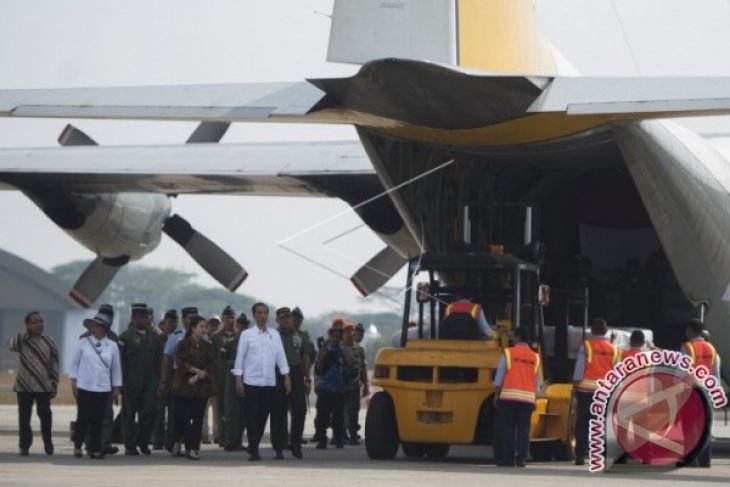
[{"x1": 328, "y1": 0, "x2": 557, "y2": 76}]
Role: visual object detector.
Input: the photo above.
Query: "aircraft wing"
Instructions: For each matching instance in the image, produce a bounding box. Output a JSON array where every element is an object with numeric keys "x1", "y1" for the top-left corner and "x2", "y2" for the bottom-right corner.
[{"x1": 0, "y1": 140, "x2": 375, "y2": 196}]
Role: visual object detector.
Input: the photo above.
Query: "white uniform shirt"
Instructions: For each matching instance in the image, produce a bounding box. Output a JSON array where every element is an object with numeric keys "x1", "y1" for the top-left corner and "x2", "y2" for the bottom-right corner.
[
  {"x1": 69, "y1": 336, "x2": 123, "y2": 392},
  {"x1": 232, "y1": 325, "x2": 289, "y2": 386}
]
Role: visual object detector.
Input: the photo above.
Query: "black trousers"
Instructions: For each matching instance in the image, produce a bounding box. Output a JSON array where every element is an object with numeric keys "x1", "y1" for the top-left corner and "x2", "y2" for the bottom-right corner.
[
  {"x1": 575, "y1": 391, "x2": 593, "y2": 459},
  {"x1": 498, "y1": 400, "x2": 534, "y2": 463},
  {"x1": 74, "y1": 389, "x2": 110, "y2": 453},
  {"x1": 245, "y1": 385, "x2": 276, "y2": 455},
  {"x1": 271, "y1": 369, "x2": 306, "y2": 450},
  {"x1": 17, "y1": 392, "x2": 52, "y2": 451},
  {"x1": 172, "y1": 395, "x2": 208, "y2": 452},
  {"x1": 315, "y1": 391, "x2": 345, "y2": 444}
]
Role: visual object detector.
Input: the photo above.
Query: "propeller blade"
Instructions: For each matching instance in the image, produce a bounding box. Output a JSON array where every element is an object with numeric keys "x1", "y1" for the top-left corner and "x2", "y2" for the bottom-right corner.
[
  {"x1": 351, "y1": 246, "x2": 406, "y2": 297},
  {"x1": 58, "y1": 124, "x2": 98, "y2": 146},
  {"x1": 69, "y1": 256, "x2": 125, "y2": 308},
  {"x1": 163, "y1": 214, "x2": 247, "y2": 291},
  {"x1": 186, "y1": 122, "x2": 231, "y2": 143}
]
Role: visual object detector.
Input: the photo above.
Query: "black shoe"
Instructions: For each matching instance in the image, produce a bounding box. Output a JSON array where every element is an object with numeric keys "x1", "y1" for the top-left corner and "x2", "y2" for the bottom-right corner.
[
  {"x1": 516, "y1": 457, "x2": 526, "y2": 468},
  {"x1": 248, "y1": 453, "x2": 261, "y2": 461},
  {"x1": 274, "y1": 450, "x2": 284, "y2": 460},
  {"x1": 102, "y1": 445, "x2": 119, "y2": 455},
  {"x1": 44, "y1": 443, "x2": 54, "y2": 456},
  {"x1": 138, "y1": 444, "x2": 152, "y2": 455},
  {"x1": 292, "y1": 447, "x2": 303, "y2": 459},
  {"x1": 575, "y1": 457, "x2": 585, "y2": 466},
  {"x1": 124, "y1": 448, "x2": 140, "y2": 456},
  {"x1": 316, "y1": 441, "x2": 327, "y2": 449},
  {"x1": 19, "y1": 449, "x2": 29, "y2": 456}
]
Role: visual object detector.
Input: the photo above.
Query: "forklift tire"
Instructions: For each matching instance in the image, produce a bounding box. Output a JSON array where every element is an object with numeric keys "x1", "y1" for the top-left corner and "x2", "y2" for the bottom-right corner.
[
  {"x1": 365, "y1": 392, "x2": 400, "y2": 460},
  {"x1": 424, "y1": 443, "x2": 450, "y2": 458},
  {"x1": 401, "y1": 442, "x2": 426, "y2": 458},
  {"x1": 529, "y1": 441, "x2": 553, "y2": 462}
]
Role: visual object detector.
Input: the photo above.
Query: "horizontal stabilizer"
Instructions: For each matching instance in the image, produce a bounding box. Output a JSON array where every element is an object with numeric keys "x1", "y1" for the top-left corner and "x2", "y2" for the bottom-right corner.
[
  {"x1": 69, "y1": 256, "x2": 123, "y2": 308},
  {"x1": 163, "y1": 214, "x2": 247, "y2": 291},
  {"x1": 351, "y1": 245, "x2": 405, "y2": 296}
]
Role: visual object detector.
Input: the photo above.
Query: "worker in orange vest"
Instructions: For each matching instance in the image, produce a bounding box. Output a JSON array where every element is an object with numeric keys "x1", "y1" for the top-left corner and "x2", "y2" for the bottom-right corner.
[
  {"x1": 680, "y1": 319, "x2": 721, "y2": 468},
  {"x1": 493, "y1": 327, "x2": 541, "y2": 467},
  {"x1": 444, "y1": 299, "x2": 492, "y2": 336},
  {"x1": 621, "y1": 329, "x2": 646, "y2": 361},
  {"x1": 572, "y1": 318, "x2": 619, "y2": 466}
]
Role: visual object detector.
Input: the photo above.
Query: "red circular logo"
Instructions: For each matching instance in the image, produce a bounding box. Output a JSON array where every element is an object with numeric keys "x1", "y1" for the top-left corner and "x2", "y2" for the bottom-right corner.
[{"x1": 610, "y1": 371, "x2": 707, "y2": 465}]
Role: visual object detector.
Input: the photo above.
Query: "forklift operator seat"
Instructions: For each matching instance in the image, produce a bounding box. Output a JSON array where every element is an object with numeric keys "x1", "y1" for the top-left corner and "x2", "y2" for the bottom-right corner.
[{"x1": 439, "y1": 312, "x2": 481, "y2": 340}]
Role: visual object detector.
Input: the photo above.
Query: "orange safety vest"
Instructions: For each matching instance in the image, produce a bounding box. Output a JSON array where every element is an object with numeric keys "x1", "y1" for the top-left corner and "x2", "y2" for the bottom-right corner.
[
  {"x1": 621, "y1": 348, "x2": 643, "y2": 361},
  {"x1": 501, "y1": 344, "x2": 540, "y2": 404},
  {"x1": 684, "y1": 340, "x2": 717, "y2": 371},
  {"x1": 578, "y1": 338, "x2": 619, "y2": 391},
  {"x1": 445, "y1": 300, "x2": 482, "y2": 319}
]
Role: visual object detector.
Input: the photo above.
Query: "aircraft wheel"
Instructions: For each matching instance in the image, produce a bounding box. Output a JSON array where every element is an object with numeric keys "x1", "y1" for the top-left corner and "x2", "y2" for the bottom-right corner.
[
  {"x1": 365, "y1": 392, "x2": 399, "y2": 460},
  {"x1": 401, "y1": 442, "x2": 426, "y2": 458},
  {"x1": 424, "y1": 443, "x2": 450, "y2": 458}
]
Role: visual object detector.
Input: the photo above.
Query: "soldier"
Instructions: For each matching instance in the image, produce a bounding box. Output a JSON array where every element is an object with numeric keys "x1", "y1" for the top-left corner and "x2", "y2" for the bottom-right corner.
[
  {"x1": 272, "y1": 307, "x2": 311, "y2": 459},
  {"x1": 151, "y1": 309, "x2": 178, "y2": 450},
  {"x1": 343, "y1": 323, "x2": 368, "y2": 445},
  {"x1": 222, "y1": 313, "x2": 250, "y2": 451},
  {"x1": 158, "y1": 305, "x2": 198, "y2": 451},
  {"x1": 118, "y1": 303, "x2": 161, "y2": 455},
  {"x1": 211, "y1": 306, "x2": 237, "y2": 446}
]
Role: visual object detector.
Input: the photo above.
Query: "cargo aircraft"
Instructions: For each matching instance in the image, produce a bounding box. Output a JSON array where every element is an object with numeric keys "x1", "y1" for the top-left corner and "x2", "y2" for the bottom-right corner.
[{"x1": 1, "y1": 0, "x2": 730, "y2": 376}]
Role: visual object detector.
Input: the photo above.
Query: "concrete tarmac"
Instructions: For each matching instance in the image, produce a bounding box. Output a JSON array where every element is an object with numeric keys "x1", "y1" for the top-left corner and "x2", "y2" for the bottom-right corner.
[{"x1": 0, "y1": 405, "x2": 729, "y2": 487}]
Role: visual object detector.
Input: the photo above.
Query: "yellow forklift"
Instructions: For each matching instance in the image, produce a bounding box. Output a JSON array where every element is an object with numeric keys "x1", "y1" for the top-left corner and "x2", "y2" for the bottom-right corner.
[{"x1": 365, "y1": 250, "x2": 576, "y2": 461}]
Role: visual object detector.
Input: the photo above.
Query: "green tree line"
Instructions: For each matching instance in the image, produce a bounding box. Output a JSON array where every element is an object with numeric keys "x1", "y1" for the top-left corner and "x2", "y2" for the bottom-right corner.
[{"x1": 53, "y1": 260, "x2": 402, "y2": 366}]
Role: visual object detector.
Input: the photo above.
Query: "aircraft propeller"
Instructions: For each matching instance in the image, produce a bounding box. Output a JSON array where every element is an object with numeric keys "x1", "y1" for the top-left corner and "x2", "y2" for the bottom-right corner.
[{"x1": 59, "y1": 123, "x2": 247, "y2": 307}]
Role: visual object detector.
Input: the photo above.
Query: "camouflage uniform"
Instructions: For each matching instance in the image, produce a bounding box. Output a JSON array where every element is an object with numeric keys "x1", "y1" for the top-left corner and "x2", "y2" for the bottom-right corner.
[
  {"x1": 344, "y1": 343, "x2": 367, "y2": 441},
  {"x1": 211, "y1": 329, "x2": 238, "y2": 444}
]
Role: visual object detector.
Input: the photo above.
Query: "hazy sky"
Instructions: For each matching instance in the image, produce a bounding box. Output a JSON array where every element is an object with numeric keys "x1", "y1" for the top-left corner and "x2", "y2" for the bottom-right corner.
[{"x1": 2, "y1": 0, "x2": 730, "y2": 315}]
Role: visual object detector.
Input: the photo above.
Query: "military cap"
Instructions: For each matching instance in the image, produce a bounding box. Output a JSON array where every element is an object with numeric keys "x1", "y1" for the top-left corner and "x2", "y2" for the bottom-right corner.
[
  {"x1": 98, "y1": 303, "x2": 114, "y2": 318},
  {"x1": 291, "y1": 307, "x2": 303, "y2": 318},
  {"x1": 276, "y1": 307, "x2": 291, "y2": 318},
  {"x1": 181, "y1": 306, "x2": 198, "y2": 318},
  {"x1": 221, "y1": 305, "x2": 235, "y2": 316},
  {"x1": 164, "y1": 309, "x2": 178, "y2": 320},
  {"x1": 131, "y1": 303, "x2": 148, "y2": 316}
]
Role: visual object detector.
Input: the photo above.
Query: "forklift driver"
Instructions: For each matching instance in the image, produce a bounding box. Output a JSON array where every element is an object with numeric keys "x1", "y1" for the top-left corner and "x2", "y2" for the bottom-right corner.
[{"x1": 442, "y1": 297, "x2": 493, "y2": 339}]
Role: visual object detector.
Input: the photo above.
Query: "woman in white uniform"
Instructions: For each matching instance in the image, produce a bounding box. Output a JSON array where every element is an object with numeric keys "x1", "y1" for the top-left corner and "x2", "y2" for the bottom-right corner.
[{"x1": 69, "y1": 313, "x2": 122, "y2": 459}]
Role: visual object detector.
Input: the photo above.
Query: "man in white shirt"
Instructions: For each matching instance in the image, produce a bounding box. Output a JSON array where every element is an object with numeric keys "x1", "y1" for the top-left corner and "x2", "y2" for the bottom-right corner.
[{"x1": 233, "y1": 302, "x2": 291, "y2": 461}]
